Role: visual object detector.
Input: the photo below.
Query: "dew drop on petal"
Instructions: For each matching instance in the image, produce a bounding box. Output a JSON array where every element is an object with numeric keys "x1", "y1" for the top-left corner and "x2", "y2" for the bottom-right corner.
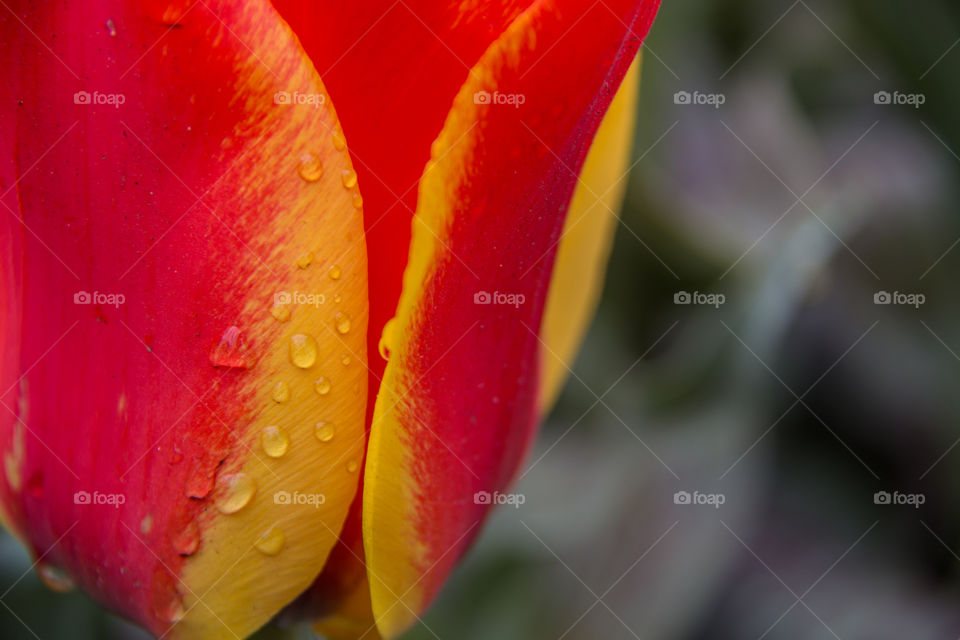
[
  {"x1": 346, "y1": 460, "x2": 359, "y2": 473},
  {"x1": 260, "y1": 426, "x2": 290, "y2": 458},
  {"x1": 163, "y1": 596, "x2": 186, "y2": 623},
  {"x1": 215, "y1": 473, "x2": 256, "y2": 514},
  {"x1": 327, "y1": 264, "x2": 342, "y2": 280},
  {"x1": 297, "y1": 152, "x2": 323, "y2": 182},
  {"x1": 173, "y1": 521, "x2": 200, "y2": 556},
  {"x1": 289, "y1": 334, "x2": 318, "y2": 368},
  {"x1": 296, "y1": 251, "x2": 315, "y2": 269},
  {"x1": 105, "y1": 19, "x2": 117, "y2": 36},
  {"x1": 331, "y1": 128, "x2": 346, "y2": 151},
  {"x1": 341, "y1": 354, "x2": 351, "y2": 366},
  {"x1": 334, "y1": 312, "x2": 351, "y2": 335},
  {"x1": 37, "y1": 563, "x2": 75, "y2": 593},
  {"x1": 340, "y1": 168, "x2": 357, "y2": 189},
  {"x1": 270, "y1": 304, "x2": 291, "y2": 323},
  {"x1": 314, "y1": 377, "x2": 331, "y2": 396},
  {"x1": 314, "y1": 421, "x2": 335, "y2": 442},
  {"x1": 255, "y1": 526, "x2": 286, "y2": 556},
  {"x1": 271, "y1": 381, "x2": 290, "y2": 403},
  {"x1": 352, "y1": 192, "x2": 363, "y2": 209},
  {"x1": 210, "y1": 326, "x2": 250, "y2": 369}
]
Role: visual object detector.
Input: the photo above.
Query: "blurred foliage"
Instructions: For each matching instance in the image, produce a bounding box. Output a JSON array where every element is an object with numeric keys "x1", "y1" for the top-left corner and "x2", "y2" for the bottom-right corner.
[{"x1": 4, "y1": 1, "x2": 960, "y2": 638}]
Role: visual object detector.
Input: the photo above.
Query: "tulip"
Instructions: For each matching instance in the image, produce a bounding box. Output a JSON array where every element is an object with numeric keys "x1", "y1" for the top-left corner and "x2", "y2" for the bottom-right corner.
[{"x1": 0, "y1": 0, "x2": 660, "y2": 638}]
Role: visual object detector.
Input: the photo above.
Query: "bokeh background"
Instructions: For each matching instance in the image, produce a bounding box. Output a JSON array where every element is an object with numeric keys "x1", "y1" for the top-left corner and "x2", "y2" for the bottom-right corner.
[{"x1": 4, "y1": 0, "x2": 960, "y2": 638}]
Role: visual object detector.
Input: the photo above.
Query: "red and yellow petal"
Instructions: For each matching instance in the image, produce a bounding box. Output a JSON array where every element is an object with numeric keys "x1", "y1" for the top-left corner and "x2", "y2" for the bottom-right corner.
[
  {"x1": 361, "y1": 0, "x2": 659, "y2": 636},
  {"x1": 0, "y1": 1, "x2": 366, "y2": 638}
]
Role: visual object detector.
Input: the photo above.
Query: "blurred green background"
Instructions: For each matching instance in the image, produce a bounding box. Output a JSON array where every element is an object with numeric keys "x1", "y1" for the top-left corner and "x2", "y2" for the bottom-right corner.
[{"x1": 5, "y1": 0, "x2": 960, "y2": 638}]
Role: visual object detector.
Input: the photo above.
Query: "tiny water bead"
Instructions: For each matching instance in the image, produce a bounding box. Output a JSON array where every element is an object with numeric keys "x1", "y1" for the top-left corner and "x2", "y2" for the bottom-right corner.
[
  {"x1": 215, "y1": 473, "x2": 257, "y2": 514},
  {"x1": 289, "y1": 333, "x2": 319, "y2": 368},
  {"x1": 327, "y1": 264, "x2": 342, "y2": 280},
  {"x1": 346, "y1": 460, "x2": 359, "y2": 473},
  {"x1": 105, "y1": 18, "x2": 117, "y2": 36},
  {"x1": 210, "y1": 326, "x2": 250, "y2": 368},
  {"x1": 341, "y1": 354, "x2": 351, "y2": 366},
  {"x1": 173, "y1": 521, "x2": 200, "y2": 556},
  {"x1": 297, "y1": 152, "x2": 323, "y2": 182},
  {"x1": 163, "y1": 596, "x2": 186, "y2": 623},
  {"x1": 140, "y1": 514, "x2": 154, "y2": 535},
  {"x1": 331, "y1": 128, "x2": 346, "y2": 151},
  {"x1": 352, "y1": 192, "x2": 363, "y2": 209},
  {"x1": 296, "y1": 251, "x2": 315, "y2": 269},
  {"x1": 260, "y1": 426, "x2": 290, "y2": 458},
  {"x1": 314, "y1": 377, "x2": 331, "y2": 396},
  {"x1": 38, "y1": 563, "x2": 75, "y2": 593},
  {"x1": 271, "y1": 381, "x2": 290, "y2": 403},
  {"x1": 333, "y1": 294, "x2": 342, "y2": 304},
  {"x1": 270, "y1": 304, "x2": 291, "y2": 322},
  {"x1": 340, "y1": 168, "x2": 357, "y2": 189},
  {"x1": 255, "y1": 526, "x2": 286, "y2": 556},
  {"x1": 334, "y1": 312, "x2": 351, "y2": 334},
  {"x1": 314, "y1": 421, "x2": 335, "y2": 442}
]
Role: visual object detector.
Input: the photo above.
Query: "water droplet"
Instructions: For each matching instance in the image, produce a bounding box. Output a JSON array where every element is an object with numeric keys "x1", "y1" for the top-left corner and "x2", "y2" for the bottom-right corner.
[
  {"x1": 270, "y1": 304, "x2": 291, "y2": 322},
  {"x1": 260, "y1": 426, "x2": 290, "y2": 458},
  {"x1": 352, "y1": 192, "x2": 363, "y2": 209},
  {"x1": 140, "y1": 515, "x2": 154, "y2": 535},
  {"x1": 105, "y1": 19, "x2": 117, "y2": 36},
  {"x1": 334, "y1": 312, "x2": 351, "y2": 334},
  {"x1": 289, "y1": 334, "x2": 318, "y2": 368},
  {"x1": 333, "y1": 294, "x2": 342, "y2": 304},
  {"x1": 38, "y1": 563, "x2": 75, "y2": 593},
  {"x1": 297, "y1": 152, "x2": 323, "y2": 182},
  {"x1": 271, "y1": 381, "x2": 290, "y2": 403},
  {"x1": 215, "y1": 473, "x2": 257, "y2": 514},
  {"x1": 314, "y1": 377, "x2": 331, "y2": 396},
  {"x1": 186, "y1": 468, "x2": 214, "y2": 499},
  {"x1": 378, "y1": 318, "x2": 397, "y2": 360},
  {"x1": 341, "y1": 354, "x2": 351, "y2": 366},
  {"x1": 210, "y1": 326, "x2": 250, "y2": 369},
  {"x1": 314, "y1": 421, "x2": 335, "y2": 442},
  {"x1": 254, "y1": 526, "x2": 286, "y2": 556},
  {"x1": 346, "y1": 460, "x2": 359, "y2": 473},
  {"x1": 163, "y1": 596, "x2": 186, "y2": 623},
  {"x1": 173, "y1": 521, "x2": 200, "y2": 556},
  {"x1": 328, "y1": 264, "x2": 342, "y2": 280},
  {"x1": 331, "y1": 128, "x2": 346, "y2": 151},
  {"x1": 296, "y1": 251, "x2": 315, "y2": 269},
  {"x1": 340, "y1": 168, "x2": 357, "y2": 189}
]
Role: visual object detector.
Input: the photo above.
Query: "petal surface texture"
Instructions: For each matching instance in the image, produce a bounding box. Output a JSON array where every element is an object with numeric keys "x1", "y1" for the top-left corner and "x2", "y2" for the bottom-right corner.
[
  {"x1": 360, "y1": 0, "x2": 659, "y2": 636},
  {"x1": 0, "y1": 1, "x2": 368, "y2": 638}
]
